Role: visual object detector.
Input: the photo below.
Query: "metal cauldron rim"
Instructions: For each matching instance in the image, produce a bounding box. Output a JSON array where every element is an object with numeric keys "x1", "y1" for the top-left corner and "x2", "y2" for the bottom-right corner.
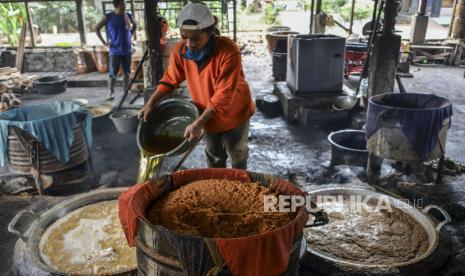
[
  {"x1": 136, "y1": 98, "x2": 199, "y2": 157},
  {"x1": 328, "y1": 129, "x2": 368, "y2": 153},
  {"x1": 368, "y1": 93, "x2": 452, "y2": 111},
  {"x1": 140, "y1": 169, "x2": 309, "y2": 240},
  {"x1": 8, "y1": 188, "x2": 136, "y2": 276},
  {"x1": 305, "y1": 187, "x2": 451, "y2": 269}
]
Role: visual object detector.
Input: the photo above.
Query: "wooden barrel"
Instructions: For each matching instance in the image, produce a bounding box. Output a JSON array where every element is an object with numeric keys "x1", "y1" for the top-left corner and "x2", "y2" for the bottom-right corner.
[
  {"x1": 7, "y1": 124, "x2": 89, "y2": 174},
  {"x1": 134, "y1": 170, "x2": 308, "y2": 276},
  {"x1": 136, "y1": 221, "x2": 303, "y2": 276}
]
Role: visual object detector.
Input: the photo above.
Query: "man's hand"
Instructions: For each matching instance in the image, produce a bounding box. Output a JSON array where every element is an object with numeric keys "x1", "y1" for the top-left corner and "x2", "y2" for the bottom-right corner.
[
  {"x1": 138, "y1": 103, "x2": 155, "y2": 122},
  {"x1": 184, "y1": 121, "x2": 203, "y2": 142}
]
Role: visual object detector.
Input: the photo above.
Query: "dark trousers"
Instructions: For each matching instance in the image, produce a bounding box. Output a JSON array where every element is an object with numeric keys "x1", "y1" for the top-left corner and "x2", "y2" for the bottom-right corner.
[
  {"x1": 109, "y1": 54, "x2": 131, "y2": 79},
  {"x1": 205, "y1": 120, "x2": 249, "y2": 169}
]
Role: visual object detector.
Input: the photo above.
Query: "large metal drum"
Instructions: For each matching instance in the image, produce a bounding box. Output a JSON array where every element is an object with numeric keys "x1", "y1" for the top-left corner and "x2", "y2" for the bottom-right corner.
[
  {"x1": 7, "y1": 123, "x2": 89, "y2": 174},
  {"x1": 133, "y1": 169, "x2": 310, "y2": 276},
  {"x1": 367, "y1": 119, "x2": 450, "y2": 161},
  {"x1": 366, "y1": 93, "x2": 452, "y2": 161},
  {"x1": 8, "y1": 188, "x2": 136, "y2": 276}
]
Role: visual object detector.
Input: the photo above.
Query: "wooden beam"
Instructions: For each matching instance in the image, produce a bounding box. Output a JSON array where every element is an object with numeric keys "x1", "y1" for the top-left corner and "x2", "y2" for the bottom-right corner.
[
  {"x1": 309, "y1": 0, "x2": 314, "y2": 33},
  {"x1": 315, "y1": 0, "x2": 322, "y2": 14},
  {"x1": 130, "y1": 0, "x2": 137, "y2": 40},
  {"x1": 16, "y1": 23, "x2": 27, "y2": 72},
  {"x1": 450, "y1": 0, "x2": 465, "y2": 39},
  {"x1": 2, "y1": 0, "x2": 75, "y2": 2},
  {"x1": 144, "y1": 0, "x2": 163, "y2": 89},
  {"x1": 233, "y1": 0, "x2": 237, "y2": 41},
  {"x1": 25, "y1": 0, "x2": 35, "y2": 48},
  {"x1": 76, "y1": 0, "x2": 87, "y2": 46},
  {"x1": 349, "y1": 0, "x2": 355, "y2": 34}
]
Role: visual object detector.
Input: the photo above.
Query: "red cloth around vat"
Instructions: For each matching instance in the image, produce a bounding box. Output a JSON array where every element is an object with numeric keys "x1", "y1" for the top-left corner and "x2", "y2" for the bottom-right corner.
[
  {"x1": 118, "y1": 181, "x2": 160, "y2": 247},
  {"x1": 118, "y1": 168, "x2": 309, "y2": 276}
]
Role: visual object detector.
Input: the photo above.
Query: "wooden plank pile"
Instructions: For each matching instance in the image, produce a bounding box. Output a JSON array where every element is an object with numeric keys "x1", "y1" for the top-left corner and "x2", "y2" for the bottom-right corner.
[
  {"x1": 410, "y1": 45, "x2": 456, "y2": 65},
  {"x1": 0, "y1": 67, "x2": 34, "y2": 112},
  {"x1": 0, "y1": 67, "x2": 35, "y2": 92}
]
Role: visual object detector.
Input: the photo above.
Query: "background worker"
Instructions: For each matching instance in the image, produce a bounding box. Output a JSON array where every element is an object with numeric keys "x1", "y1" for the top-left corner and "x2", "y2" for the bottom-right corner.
[
  {"x1": 96, "y1": 0, "x2": 136, "y2": 100},
  {"x1": 138, "y1": 3, "x2": 255, "y2": 169}
]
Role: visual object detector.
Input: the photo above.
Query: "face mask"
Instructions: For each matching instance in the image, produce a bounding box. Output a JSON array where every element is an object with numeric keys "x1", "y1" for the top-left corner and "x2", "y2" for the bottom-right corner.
[{"x1": 182, "y1": 36, "x2": 213, "y2": 62}]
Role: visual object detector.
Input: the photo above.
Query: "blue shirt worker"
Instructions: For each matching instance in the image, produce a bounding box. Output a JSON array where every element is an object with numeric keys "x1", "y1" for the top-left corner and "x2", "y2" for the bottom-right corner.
[{"x1": 96, "y1": 0, "x2": 136, "y2": 100}]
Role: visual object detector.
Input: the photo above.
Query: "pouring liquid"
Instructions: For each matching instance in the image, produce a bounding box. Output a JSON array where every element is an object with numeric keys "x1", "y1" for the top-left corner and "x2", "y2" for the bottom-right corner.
[{"x1": 136, "y1": 135, "x2": 185, "y2": 183}]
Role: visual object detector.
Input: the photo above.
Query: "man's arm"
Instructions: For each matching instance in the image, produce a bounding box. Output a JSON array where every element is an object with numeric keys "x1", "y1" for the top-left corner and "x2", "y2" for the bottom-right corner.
[
  {"x1": 138, "y1": 88, "x2": 170, "y2": 122},
  {"x1": 184, "y1": 108, "x2": 215, "y2": 141},
  {"x1": 95, "y1": 16, "x2": 110, "y2": 47}
]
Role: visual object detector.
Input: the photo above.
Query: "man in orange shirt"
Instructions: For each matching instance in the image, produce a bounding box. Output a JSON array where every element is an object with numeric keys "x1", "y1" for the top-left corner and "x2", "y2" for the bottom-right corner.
[{"x1": 138, "y1": 3, "x2": 255, "y2": 169}]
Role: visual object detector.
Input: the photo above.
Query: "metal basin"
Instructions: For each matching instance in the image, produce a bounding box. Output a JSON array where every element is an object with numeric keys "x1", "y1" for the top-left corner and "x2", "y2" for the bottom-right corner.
[
  {"x1": 8, "y1": 188, "x2": 135, "y2": 276},
  {"x1": 84, "y1": 104, "x2": 112, "y2": 119},
  {"x1": 33, "y1": 76, "x2": 67, "y2": 95},
  {"x1": 137, "y1": 98, "x2": 199, "y2": 156},
  {"x1": 328, "y1": 129, "x2": 368, "y2": 167},
  {"x1": 332, "y1": 95, "x2": 357, "y2": 111},
  {"x1": 110, "y1": 108, "x2": 139, "y2": 134},
  {"x1": 304, "y1": 187, "x2": 451, "y2": 269}
]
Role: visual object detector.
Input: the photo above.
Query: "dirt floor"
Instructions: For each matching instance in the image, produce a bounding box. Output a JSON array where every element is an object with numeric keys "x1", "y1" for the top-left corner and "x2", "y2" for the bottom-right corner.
[{"x1": 1, "y1": 41, "x2": 465, "y2": 275}]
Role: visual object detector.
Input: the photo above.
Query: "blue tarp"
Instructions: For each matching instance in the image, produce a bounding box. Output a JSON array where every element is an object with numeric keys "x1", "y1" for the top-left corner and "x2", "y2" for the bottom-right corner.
[
  {"x1": 0, "y1": 101, "x2": 92, "y2": 167},
  {"x1": 366, "y1": 93, "x2": 453, "y2": 161}
]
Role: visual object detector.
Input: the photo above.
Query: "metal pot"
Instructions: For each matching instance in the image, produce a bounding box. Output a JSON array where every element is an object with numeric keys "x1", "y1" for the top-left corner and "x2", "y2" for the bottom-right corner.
[
  {"x1": 8, "y1": 188, "x2": 136, "y2": 276},
  {"x1": 304, "y1": 187, "x2": 451, "y2": 269},
  {"x1": 328, "y1": 130, "x2": 369, "y2": 167},
  {"x1": 33, "y1": 76, "x2": 67, "y2": 95},
  {"x1": 137, "y1": 98, "x2": 199, "y2": 156}
]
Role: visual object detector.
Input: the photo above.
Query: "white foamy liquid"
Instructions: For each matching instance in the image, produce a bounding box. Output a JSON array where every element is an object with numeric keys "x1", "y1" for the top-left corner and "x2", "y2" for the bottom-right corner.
[{"x1": 62, "y1": 218, "x2": 112, "y2": 264}]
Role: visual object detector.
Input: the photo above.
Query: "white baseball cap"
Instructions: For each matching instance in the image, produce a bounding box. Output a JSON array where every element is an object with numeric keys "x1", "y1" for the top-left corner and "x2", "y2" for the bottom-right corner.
[{"x1": 176, "y1": 3, "x2": 215, "y2": 30}]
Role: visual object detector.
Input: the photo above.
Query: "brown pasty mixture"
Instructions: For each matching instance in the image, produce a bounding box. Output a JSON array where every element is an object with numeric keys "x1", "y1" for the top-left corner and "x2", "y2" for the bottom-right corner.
[
  {"x1": 147, "y1": 179, "x2": 296, "y2": 238},
  {"x1": 39, "y1": 200, "x2": 136, "y2": 274},
  {"x1": 305, "y1": 197, "x2": 429, "y2": 265}
]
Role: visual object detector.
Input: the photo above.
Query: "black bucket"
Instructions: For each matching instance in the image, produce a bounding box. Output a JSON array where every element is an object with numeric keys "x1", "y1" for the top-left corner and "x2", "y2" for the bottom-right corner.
[
  {"x1": 272, "y1": 51, "x2": 287, "y2": 81},
  {"x1": 328, "y1": 129, "x2": 369, "y2": 167},
  {"x1": 33, "y1": 76, "x2": 67, "y2": 95}
]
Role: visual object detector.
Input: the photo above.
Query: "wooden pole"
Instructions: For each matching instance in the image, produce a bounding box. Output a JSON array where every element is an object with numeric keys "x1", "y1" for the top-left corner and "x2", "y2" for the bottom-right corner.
[
  {"x1": 24, "y1": 0, "x2": 35, "y2": 48},
  {"x1": 349, "y1": 0, "x2": 355, "y2": 34},
  {"x1": 130, "y1": 0, "x2": 137, "y2": 40},
  {"x1": 450, "y1": 0, "x2": 465, "y2": 39},
  {"x1": 76, "y1": 0, "x2": 87, "y2": 46},
  {"x1": 144, "y1": 0, "x2": 163, "y2": 90},
  {"x1": 383, "y1": 0, "x2": 397, "y2": 35},
  {"x1": 448, "y1": 0, "x2": 458, "y2": 37},
  {"x1": 16, "y1": 23, "x2": 28, "y2": 72},
  {"x1": 315, "y1": 0, "x2": 322, "y2": 14},
  {"x1": 418, "y1": 0, "x2": 427, "y2": 14},
  {"x1": 309, "y1": 0, "x2": 315, "y2": 33},
  {"x1": 233, "y1": 0, "x2": 237, "y2": 41}
]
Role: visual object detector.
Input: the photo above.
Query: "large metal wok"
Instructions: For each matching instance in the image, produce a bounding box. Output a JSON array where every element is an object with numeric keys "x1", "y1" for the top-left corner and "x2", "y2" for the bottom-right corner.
[
  {"x1": 8, "y1": 188, "x2": 135, "y2": 276},
  {"x1": 304, "y1": 187, "x2": 451, "y2": 269}
]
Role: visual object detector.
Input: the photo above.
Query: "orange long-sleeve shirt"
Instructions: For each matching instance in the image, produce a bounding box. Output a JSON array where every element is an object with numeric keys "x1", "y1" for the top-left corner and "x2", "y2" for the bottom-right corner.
[{"x1": 157, "y1": 35, "x2": 255, "y2": 134}]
